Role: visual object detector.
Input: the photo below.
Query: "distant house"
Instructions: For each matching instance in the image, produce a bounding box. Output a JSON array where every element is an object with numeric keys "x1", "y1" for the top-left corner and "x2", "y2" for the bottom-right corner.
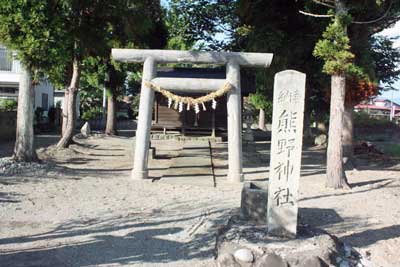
[
  {"x1": 53, "y1": 89, "x2": 81, "y2": 119},
  {"x1": 354, "y1": 97, "x2": 400, "y2": 121},
  {"x1": 0, "y1": 45, "x2": 54, "y2": 113}
]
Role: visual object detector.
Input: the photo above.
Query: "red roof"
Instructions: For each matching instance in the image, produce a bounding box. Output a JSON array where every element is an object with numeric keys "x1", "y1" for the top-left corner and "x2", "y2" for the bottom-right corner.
[{"x1": 354, "y1": 104, "x2": 398, "y2": 111}]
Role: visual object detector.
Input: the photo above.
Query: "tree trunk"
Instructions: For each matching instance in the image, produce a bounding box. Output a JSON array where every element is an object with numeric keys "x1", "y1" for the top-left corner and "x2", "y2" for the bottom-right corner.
[
  {"x1": 258, "y1": 108, "x2": 266, "y2": 131},
  {"x1": 57, "y1": 57, "x2": 80, "y2": 148},
  {"x1": 326, "y1": 74, "x2": 350, "y2": 189},
  {"x1": 343, "y1": 103, "x2": 354, "y2": 159},
  {"x1": 13, "y1": 66, "x2": 38, "y2": 162},
  {"x1": 303, "y1": 111, "x2": 312, "y2": 140},
  {"x1": 105, "y1": 93, "x2": 117, "y2": 135},
  {"x1": 61, "y1": 88, "x2": 69, "y2": 136},
  {"x1": 303, "y1": 86, "x2": 312, "y2": 142},
  {"x1": 303, "y1": 84, "x2": 313, "y2": 140}
]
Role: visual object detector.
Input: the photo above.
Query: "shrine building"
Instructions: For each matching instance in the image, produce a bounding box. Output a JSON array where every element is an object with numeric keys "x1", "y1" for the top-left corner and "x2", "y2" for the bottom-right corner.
[{"x1": 153, "y1": 67, "x2": 256, "y2": 136}]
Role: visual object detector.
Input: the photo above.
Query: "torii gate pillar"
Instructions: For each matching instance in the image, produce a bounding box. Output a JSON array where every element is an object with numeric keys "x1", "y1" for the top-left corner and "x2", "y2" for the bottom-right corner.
[
  {"x1": 112, "y1": 49, "x2": 273, "y2": 182},
  {"x1": 132, "y1": 57, "x2": 156, "y2": 180},
  {"x1": 226, "y1": 61, "x2": 244, "y2": 182}
]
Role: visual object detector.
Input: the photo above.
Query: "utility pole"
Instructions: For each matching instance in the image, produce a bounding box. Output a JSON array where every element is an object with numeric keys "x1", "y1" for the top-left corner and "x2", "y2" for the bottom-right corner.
[{"x1": 103, "y1": 72, "x2": 110, "y2": 120}]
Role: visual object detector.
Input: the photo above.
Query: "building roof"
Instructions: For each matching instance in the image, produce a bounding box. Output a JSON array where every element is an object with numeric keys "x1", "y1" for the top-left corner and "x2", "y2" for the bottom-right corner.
[
  {"x1": 355, "y1": 104, "x2": 400, "y2": 111},
  {"x1": 373, "y1": 97, "x2": 400, "y2": 106}
]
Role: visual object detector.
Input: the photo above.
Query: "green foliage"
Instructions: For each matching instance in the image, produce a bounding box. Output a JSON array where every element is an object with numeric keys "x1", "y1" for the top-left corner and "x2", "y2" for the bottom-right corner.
[
  {"x1": 126, "y1": 70, "x2": 143, "y2": 95},
  {"x1": 130, "y1": 94, "x2": 141, "y2": 119},
  {"x1": 79, "y1": 57, "x2": 105, "y2": 116},
  {"x1": 312, "y1": 0, "x2": 400, "y2": 84},
  {"x1": 165, "y1": 0, "x2": 195, "y2": 50},
  {"x1": 79, "y1": 87, "x2": 103, "y2": 118},
  {"x1": 0, "y1": 99, "x2": 17, "y2": 111},
  {"x1": 354, "y1": 111, "x2": 396, "y2": 128},
  {"x1": 371, "y1": 36, "x2": 400, "y2": 89},
  {"x1": 34, "y1": 107, "x2": 44, "y2": 125},
  {"x1": 82, "y1": 57, "x2": 107, "y2": 88},
  {"x1": 81, "y1": 107, "x2": 103, "y2": 121},
  {"x1": 313, "y1": 18, "x2": 356, "y2": 75},
  {"x1": 0, "y1": 0, "x2": 167, "y2": 89},
  {"x1": 248, "y1": 93, "x2": 270, "y2": 110},
  {"x1": 376, "y1": 143, "x2": 400, "y2": 157},
  {"x1": 165, "y1": 0, "x2": 238, "y2": 50},
  {"x1": 75, "y1": 0, "x2": 167, "y2": 120},
  {"x1": 0, "y1": 0, "x2": 69, "y2": 81},
  {"x1": 237, "y1": 0, "x2": 329, "y2": 116},
  {"x1": 248, "y1": 93, "x2": 272, "y2": 121}
]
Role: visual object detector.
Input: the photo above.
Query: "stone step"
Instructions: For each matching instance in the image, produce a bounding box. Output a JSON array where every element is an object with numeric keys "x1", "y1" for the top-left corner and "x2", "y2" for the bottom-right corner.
[
  {"x1": 151, "y1": 133, "x2": 222, "y2": 142},
  {"x1": 158, "y1": 141, "x2": 215, "y2": 187}
]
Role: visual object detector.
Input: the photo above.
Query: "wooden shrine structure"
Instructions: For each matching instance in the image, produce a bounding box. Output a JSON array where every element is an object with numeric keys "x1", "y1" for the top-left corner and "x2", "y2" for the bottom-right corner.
[{"x1": 154, "y1": 67, "x2": 256, "y2": 135}]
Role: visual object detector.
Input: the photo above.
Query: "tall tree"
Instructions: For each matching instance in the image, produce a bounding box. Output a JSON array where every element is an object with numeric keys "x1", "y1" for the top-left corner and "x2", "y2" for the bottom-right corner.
[
  {"x1": 248, "y1": 71, "x2": 273, "y2": 130},
  {"x1": 235, "y1": 0, "x2": 329, "y2": 140},
  {"x1": 13, "y1": 67, "x2": 37, "y2": 161},
  {"x1": 0, "y1": 0, "x2": 69, "y2": 161},
  {"x1": 307, "y1": 0, "x2": 399, "y2": 188},
  {"x1": 104, "y1": 62, "x2": 125, "y2": 135},
  {"x1": 56, "y1": 1, "x2": 116, "y2": 148},
  {"x1": 313, "y1": 0, "x2": 354, "y2": 189},
  {"x1": 103, "y1": 0, "x2": 167, "y2": 135}
]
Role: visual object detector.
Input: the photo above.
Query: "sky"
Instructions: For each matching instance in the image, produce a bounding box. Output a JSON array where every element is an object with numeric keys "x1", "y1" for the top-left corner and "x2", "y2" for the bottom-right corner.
[
  {"x1": 378, "y1": 21, "x2": 400, "y2": 103},
  {"x1": 161, "y1": 0, "x2": 168, "y2": 7}
]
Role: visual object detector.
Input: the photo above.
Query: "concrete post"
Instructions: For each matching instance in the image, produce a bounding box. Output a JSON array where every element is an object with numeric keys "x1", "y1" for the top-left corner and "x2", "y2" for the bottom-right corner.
[
  {"x1": 226, "y1": 61, "x2": 244, "y2": 182},
  {"x1": 132, "y1": 57, "x2": 156, "y2": 179}
]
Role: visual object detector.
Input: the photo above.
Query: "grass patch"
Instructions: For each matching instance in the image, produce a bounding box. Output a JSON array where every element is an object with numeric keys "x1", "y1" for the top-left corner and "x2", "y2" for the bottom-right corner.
[{"x1": 375, "y1": 142, "x2": 400, "y2": 157}]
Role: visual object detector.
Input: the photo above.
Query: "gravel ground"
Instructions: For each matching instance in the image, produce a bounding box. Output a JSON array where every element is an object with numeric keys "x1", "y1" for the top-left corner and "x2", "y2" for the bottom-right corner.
[{"x1": 0, "y1": 134, "x2": 399, "y2": 267}]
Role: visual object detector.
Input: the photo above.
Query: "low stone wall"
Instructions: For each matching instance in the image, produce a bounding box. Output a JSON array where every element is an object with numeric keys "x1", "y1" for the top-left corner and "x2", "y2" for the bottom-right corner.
[{"x1": 0, "y1": 111, "x2": 16, "y2": 142}]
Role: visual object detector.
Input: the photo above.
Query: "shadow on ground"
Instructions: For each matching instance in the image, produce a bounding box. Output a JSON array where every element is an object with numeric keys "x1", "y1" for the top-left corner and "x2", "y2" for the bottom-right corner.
[
  {"x1": 341, "y1": 225, "x2": 400, "y2": 247},
  {"x1": 0, "y1": 208, "x2": 230, "y2": 266}
]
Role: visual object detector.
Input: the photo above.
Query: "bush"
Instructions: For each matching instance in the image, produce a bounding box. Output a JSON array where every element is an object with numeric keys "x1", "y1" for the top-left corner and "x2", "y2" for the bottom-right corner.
[
  {"x1": 376, "y1": 143, "x2": 400, "y2": 157},
  {"x1": 248, "y1": 93, "x2": 273, "y2": 122},
  {"x1": 130, "y1": 94, "x2": 140, "y2": 119},
  {"x1": 354, "y1": 111, "x2": 397, "y2": 129},
  {"x1": 0, "y1": 99, "x2": 17, "y2": 111},
  {"x1": 34, "y1": 107, "x2": 45, "y2": 125},
  {"x1": 81, "y1": 107, "x2": 103, "y2": 121}
]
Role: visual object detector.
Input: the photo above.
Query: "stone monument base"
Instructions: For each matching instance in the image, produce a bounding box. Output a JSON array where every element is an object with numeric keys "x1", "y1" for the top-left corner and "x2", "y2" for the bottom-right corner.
[
  {"x1": 240, "y1": 182, "x2": 268, "y2": 224},
  {"x1": 216, "y1": 215, "x2": 371, "y2": 267}
]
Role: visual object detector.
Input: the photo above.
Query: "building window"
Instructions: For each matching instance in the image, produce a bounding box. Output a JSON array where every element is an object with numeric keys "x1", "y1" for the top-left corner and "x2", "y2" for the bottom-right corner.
[
  {"x1": 0, "y1": 47, "x2": 13, "y2": 71},
  {"x1": 42, "y1": 93, "x2": 48, "y2": 111},
  {"x1": 0, "y1": 87, "x2": 17, "y2": 94}
]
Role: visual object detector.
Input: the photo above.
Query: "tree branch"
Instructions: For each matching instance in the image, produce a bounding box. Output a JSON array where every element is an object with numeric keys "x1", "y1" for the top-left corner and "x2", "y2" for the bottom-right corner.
[
  {"x1": 312, "y1": 0, "x2": 335, "y2": 9},
  {"x1": 299, "y1": 10, "x2": 334, "y2": 18},
  {"x1": 368, "y1": 15, "x2": 400, "y2": 34},
  {"x1": 352, "y1": 0, "x2": 393, "y2": 24}
]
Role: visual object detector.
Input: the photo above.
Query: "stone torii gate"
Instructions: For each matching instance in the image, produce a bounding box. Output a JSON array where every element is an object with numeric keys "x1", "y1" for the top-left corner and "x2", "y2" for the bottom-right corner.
[{"x1": 112, "y1": 49, "x2": 273, "y2": 182}]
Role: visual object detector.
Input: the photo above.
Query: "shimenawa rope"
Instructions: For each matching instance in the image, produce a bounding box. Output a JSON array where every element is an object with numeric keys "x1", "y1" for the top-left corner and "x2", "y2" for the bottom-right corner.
[{"x1": 144, "y1": 80, "x2": 233, "y2": 113}]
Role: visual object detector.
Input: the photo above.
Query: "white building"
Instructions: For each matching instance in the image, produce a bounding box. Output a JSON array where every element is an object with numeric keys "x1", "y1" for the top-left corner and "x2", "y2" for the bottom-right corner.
[
  {"x1": 0, "y1": 45, "x2": 54, "y2": 113},
  {"x1": 54, "y1": 89, "x2": 80, "y2": 118}
]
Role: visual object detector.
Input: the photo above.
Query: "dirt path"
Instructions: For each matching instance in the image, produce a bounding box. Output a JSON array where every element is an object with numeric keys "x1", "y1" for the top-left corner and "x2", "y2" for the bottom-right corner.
[{"x1": 0, "y1": 134, "x2": 399, "y2": 267}]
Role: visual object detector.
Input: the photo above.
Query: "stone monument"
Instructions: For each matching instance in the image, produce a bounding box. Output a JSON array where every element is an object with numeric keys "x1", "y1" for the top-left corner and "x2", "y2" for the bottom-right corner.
[
  {"x1": 80, "y1": 122, "x2": 91, "y2": 137},
  {"x1": 267, "y1": 70, "x2": 306, "y2": 238}
]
